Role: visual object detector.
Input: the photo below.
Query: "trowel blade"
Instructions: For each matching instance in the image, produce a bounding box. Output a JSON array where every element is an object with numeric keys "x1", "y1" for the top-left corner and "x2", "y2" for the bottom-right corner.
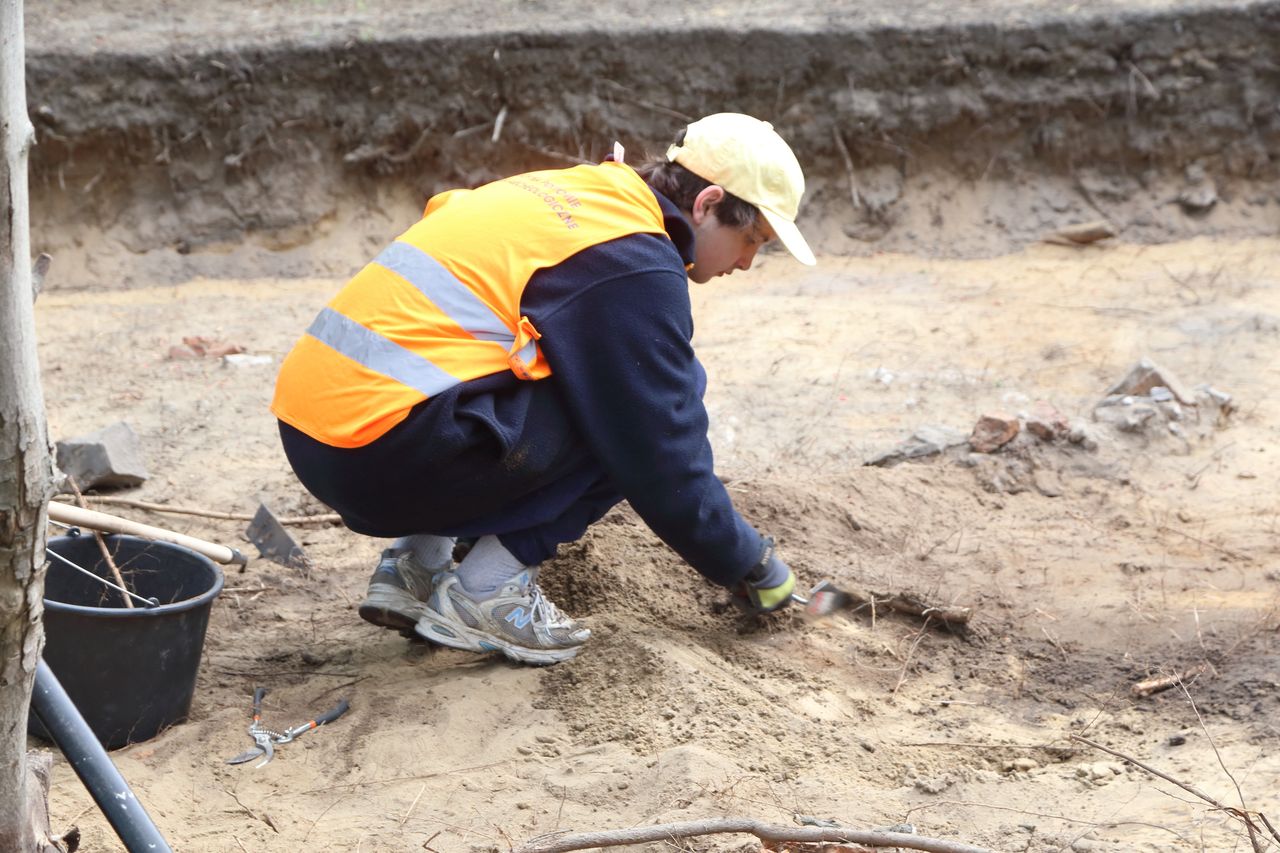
[
  {"x1": 796, "y1": 580, "x2": 853, "y2": 618},
  {"x1": 245, "y1": 502, "x2": 308, "y2": 569}
]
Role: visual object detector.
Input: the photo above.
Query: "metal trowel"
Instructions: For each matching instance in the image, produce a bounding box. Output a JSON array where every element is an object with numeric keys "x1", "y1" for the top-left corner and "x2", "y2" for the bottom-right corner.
[
  {"x1": 245, "y1": 502, "x2": 309, "y2": 570},
  {"x1": 791, "y1": 579, "x2": 852, "y2": 617}
]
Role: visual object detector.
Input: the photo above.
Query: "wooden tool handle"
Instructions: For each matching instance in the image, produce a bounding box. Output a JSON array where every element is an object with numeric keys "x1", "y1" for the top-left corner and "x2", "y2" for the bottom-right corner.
[{"x1": 47, "y1": 502, "x2": 248, "y2": 567}]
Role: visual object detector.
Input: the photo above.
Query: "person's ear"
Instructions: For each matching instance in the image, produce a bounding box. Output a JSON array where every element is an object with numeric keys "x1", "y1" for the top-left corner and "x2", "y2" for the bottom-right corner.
[{"x1": 690, "y1": 185, "x2": 726, "y2": 226}]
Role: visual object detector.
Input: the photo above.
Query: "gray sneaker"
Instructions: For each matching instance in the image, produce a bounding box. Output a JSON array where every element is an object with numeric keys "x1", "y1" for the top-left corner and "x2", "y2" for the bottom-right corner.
[
  {"x1": 414, "y1": 569, "x2": 590, "y2": 664},
  {"x1": 358, "y1": 549, "x2": 446, "y2": 635}
]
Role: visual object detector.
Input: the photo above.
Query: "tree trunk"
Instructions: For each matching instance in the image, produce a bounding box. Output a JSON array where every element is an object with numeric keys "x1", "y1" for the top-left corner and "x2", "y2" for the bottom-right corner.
[{"x1": 1, "y1": 0, "x2": 59, "y2": 850}]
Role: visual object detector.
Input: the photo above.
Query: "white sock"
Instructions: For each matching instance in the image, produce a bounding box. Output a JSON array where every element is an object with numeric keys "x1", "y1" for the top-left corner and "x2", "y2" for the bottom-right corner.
[
  {"x1": 392, "y1": 534, "x2": 454, "y2": 572},
  {"x1": 455, "y1": 535, "x2": 527, "y2": 596}
]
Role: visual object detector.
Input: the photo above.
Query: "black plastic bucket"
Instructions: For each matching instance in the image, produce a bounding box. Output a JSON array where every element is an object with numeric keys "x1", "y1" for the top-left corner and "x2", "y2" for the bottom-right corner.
[{"x1": 32, "y1": 533, "x2": 224, "y2": 749}]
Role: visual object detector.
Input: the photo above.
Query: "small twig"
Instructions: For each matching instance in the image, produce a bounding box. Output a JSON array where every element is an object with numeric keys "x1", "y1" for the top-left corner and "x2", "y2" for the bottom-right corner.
[
  {"x1": 831, "y1": 127, "x2": 862, "y2": 214},
  {"x1": 1071, "y1": 734, "x2": 1272, "y2": 849},
  {"x1": 1041, "y1": 626, "x2": 1069, "y2": 661},
  {"x1": 222, "y1": 789, "x2": 278, "y2": 833},
  {"x1": 399, "y1": 783, "x2": 426, "y2": 828},
  {"x1": 289, "y1": 759, "x2": 507, "y2": 795},
  {"x1": 513, "y1": 818, "x2": 990, "y2": 853},
  {"x1": 1178, "y1": 683, "x2": 1273, "y2": 851},
  {"x1": 520, "y1": 143, "x2": 591, "y2": 166},
  {"x1": 302, "y1": 795, "x2": 345, "y2": 843},
  {"x1": 1154, "y1": 524, "x2": 1249, "y2": 561},
  {"x1": 1128, "y1": 61, "x2": 1160, "y2": 98},
  {"x1": 1260, "y1": 813, "x2": 1280, "y2": 846},
  {"x1": 901, "y1": 741, "x2": 1073, "y2": 750},
  {"x1": 893, "y1": 618, "x2": 934, "y2": 697},
  {"x1": 599, "y1": 79, "x2": 692, "y2": 122},
  {"x1": 491, "y1": 105, "x2": 509, "y2": 144},
  {"x1": 1070, "y1": 735, "x2": 1225, "y2": 809},
  {"x1": 68, "y1": 478, "x2": 134, "y2": 609},
  {"x1": 903, "y1": 798, "x2": 1190, "y2": 841}
]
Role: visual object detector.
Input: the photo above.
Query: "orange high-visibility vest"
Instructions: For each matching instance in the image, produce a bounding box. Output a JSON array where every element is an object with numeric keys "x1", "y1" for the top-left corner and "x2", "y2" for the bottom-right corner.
[{"x1": 272, "y1": 161, "x2": 668, "y2": 448}]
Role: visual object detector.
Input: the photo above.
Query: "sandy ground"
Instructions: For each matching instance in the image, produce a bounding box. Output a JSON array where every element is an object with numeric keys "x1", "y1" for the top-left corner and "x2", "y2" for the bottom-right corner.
[{"x1": 27, "y1": 229, "x2": 1280, "y2": 852}]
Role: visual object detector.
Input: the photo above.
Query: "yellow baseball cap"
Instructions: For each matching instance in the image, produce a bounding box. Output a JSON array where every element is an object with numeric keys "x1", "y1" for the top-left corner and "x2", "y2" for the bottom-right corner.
[{"x1": 666, "y1": 113, "x2": 816, "y2": 266}]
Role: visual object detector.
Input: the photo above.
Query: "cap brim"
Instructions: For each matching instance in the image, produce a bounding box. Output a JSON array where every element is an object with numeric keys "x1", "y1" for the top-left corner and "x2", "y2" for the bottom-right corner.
[{"x1": 759, "y1": 207, "x2": 816, "y2": 266}]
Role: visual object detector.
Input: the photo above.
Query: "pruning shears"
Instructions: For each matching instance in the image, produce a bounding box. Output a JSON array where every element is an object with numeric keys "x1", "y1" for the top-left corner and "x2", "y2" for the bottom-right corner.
[{"x1": 226, "y1": 687, "x2": 349, "y2": 768}]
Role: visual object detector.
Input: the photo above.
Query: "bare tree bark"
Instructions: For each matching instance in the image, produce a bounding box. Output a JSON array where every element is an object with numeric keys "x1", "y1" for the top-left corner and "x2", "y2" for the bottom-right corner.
[{"x1": 1, "y1": 0, "x2": 59, "y2": 850}]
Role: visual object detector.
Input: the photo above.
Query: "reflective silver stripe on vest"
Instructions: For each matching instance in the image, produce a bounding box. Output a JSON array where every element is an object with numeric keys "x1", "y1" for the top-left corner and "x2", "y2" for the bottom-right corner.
[
  {"x1": 306, "y1": 307, "x2": 459, "y2": 397},
  {"x1": 514, "y1": 338, "x2": 538, "y2": 368},
  {"x1": 305, "y1": 240, "x2": 544, "y2": 392},
  {"x1": 376, "y1": 241, "x2": 513, "y2": 345}
]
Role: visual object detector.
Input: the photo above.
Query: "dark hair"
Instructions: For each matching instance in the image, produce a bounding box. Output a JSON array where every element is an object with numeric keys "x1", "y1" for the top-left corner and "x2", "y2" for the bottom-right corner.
[{"x1": 636, "y1": 131, "x2": 760, "y2": 230}]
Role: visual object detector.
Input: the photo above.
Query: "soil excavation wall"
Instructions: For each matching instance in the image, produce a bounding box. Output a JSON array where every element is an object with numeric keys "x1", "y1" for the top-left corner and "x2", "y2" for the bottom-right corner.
[{"x1": 25, "y1": 1, "x2": 1280, "y2": 280}]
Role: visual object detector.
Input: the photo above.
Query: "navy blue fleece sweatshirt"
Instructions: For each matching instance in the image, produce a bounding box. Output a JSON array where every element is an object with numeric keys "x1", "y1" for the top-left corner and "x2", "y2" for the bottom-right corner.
[{"x1": 513, "y1": 189, "x2": 765, "y2": 587}]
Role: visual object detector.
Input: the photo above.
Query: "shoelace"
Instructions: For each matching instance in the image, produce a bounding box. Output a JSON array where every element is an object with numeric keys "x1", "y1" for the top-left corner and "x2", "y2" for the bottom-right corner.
[{"x1": 527, "y1": 584, "x2": 572, "y2": 628}]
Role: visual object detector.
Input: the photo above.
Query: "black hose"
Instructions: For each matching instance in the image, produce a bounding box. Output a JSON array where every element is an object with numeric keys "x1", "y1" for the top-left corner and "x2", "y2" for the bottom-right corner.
[{"x1": 31, "y1": 660, "x2": 173, "y2": 853}]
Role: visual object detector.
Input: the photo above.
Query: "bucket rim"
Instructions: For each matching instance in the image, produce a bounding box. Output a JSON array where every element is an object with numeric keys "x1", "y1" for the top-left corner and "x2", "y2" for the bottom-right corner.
[{"x1": 44, "y1": 534, "x2": 225, "y2": 617}]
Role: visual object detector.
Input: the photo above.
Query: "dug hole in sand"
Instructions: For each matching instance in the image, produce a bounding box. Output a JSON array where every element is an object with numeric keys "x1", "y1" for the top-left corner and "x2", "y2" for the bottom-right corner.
[{"x1": 25, "y1": 2, "x2": 1280, "y2": 851}]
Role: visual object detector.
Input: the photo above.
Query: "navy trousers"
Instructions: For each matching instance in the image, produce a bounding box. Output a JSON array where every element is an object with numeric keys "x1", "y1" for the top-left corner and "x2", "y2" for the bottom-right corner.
[{"x1": 278, "y1": 379, "x2": 623, "y2": 566}]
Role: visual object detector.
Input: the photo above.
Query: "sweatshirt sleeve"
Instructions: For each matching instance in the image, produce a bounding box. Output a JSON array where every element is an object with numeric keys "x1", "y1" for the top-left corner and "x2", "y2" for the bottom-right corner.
[{"x1": 528, "y1": 247, "x2": 765, "y2": 587}]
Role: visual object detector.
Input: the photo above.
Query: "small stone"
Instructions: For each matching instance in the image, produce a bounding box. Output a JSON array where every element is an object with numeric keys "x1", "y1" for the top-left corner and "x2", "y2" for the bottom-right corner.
[
  {"x1": 1167, "y1": 734, "x2": 1187, "y2": 746},
  {"x1": 1177, "y1": 177, "x2": 1218, "y2": 214},
  {"x1": 1093, "y1": 400, "x2": 1160, "y2": 433},
  {"x1": 970, "y1": 413, "x2": 1020, "y2": 453},
  {"x1": 1105, "y1": 358, "x2": 1194, "y2": 404},
  {"x1": 1026, "y1": 400, "x2": 1069, "y2": 441},
  {"x1": 1089, "y1": 761, "x2": 1121, "y2": 780},
  {"x1": 1042, "y1": 219, "x2": 1116, "y2": 246},
  {"x1": 55, "y1": 421, "x2": 150, "y2": 489},
  {"x1": 865, "y1": 425, "x2": 968, "y2": 467},
  {"x1": 1032, "y1": 469, "x2": 1064, "y2": 498},
  {"x1": 913, "y1": 776, "x2": 952, "y2": 795},
  {"x1": 1012, "y1": 757, "x2": 1039, "y2": 772}
]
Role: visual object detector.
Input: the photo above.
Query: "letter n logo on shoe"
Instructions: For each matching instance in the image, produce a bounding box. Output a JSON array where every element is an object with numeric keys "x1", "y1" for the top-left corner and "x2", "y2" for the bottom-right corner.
[{"x1": 505, "y1": 607, "x2": 533, "y2": 630}]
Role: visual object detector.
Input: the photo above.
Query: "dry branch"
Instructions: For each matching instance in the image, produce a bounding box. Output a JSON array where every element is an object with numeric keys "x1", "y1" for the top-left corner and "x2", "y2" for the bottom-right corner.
[
  {"x1": 1071, "y1": 735, "x2": 1276, "y2": 851},
  {"x1": 839, "y1": 588, "x2": 971, "y2": 631},
  {"x1": 512, "y1": 818, "x2": 990, "y2": 853},
  {"x1": 67, "y1": 477, "x2": 133, "y2": 608},
  {"x1": 52, "y1": 495, "x2": 341, "y2": 526},
  {"x1": 1131, "y1": 664, "x2": 1206, "y2": 698}
]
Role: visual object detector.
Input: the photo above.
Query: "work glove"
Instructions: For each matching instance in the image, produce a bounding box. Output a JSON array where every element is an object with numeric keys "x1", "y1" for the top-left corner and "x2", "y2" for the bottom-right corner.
[{"x1": 732, "y1": 536, "x2": 796, "y2": 615}]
